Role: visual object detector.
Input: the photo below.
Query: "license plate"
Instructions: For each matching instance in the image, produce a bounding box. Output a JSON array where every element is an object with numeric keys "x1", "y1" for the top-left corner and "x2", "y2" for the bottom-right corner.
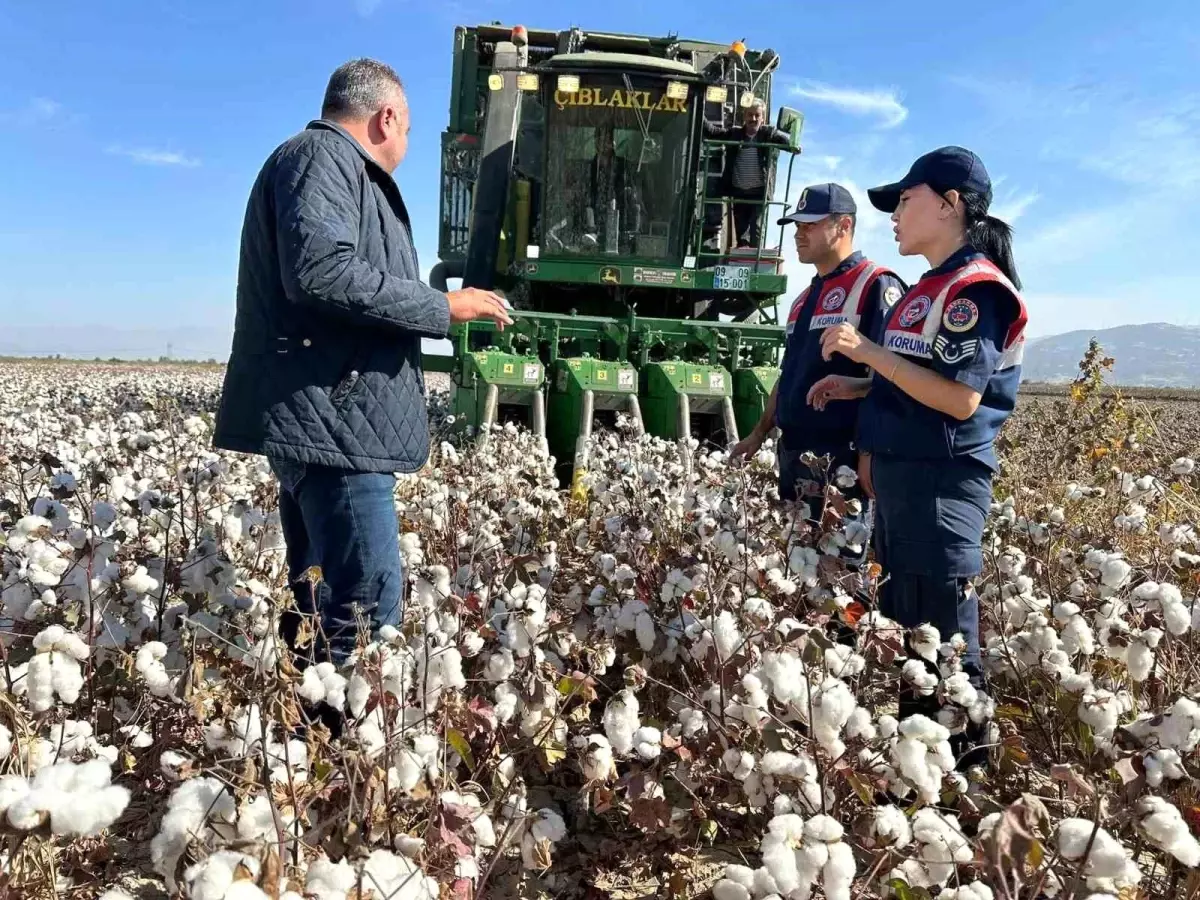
[{"x1": 713, "y1": 265, "x2": 750, "y2": 291}]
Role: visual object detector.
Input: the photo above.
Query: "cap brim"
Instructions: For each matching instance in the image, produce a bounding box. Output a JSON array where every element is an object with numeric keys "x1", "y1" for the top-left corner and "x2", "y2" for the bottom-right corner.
[
  {"x1": 777, "y1": 212, "x2": 833, "y2": 225},
  {"x1": 867, "y1": 176, "x2": 920, "y2": 213}
]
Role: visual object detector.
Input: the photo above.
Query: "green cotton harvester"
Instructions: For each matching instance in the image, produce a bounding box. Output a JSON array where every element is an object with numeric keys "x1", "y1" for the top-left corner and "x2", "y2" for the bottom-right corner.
[{"x1": 423, "y1": 23, "x2": 805, "y2": 486}]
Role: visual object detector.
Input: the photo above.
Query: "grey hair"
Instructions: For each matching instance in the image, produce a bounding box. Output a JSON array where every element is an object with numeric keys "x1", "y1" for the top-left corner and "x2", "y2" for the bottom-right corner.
[
  {"x1": 744, "y1": 97, "x2": 766, "y2": 115},
  {"x1": 321, "y1": 58, "x2": 405, "y2": 120}
]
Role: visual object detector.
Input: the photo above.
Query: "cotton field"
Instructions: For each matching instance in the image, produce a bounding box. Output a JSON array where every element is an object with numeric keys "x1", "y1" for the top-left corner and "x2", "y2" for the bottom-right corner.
[{"x1": 1, "y1": 352, "x2": 1199, "y2": 900}]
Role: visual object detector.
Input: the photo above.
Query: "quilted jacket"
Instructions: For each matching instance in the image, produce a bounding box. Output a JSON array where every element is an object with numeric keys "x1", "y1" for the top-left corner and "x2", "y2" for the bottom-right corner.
[{"x1": 213, "y1": 119, "x2": 450, "y2": 473}]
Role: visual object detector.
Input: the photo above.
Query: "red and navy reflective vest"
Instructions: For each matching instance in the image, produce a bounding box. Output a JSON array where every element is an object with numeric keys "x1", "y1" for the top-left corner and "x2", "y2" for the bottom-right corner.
[
  {"x1": 775, "y1": 253, "x2": 901, "y2": 451},
  {"x1": 857, "y1": 249, "x2": 1028, "y2": 469}
]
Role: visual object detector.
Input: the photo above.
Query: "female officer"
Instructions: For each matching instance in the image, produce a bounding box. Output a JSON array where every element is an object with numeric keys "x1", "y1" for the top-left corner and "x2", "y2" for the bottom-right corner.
[{"x1": 810, "y1": 146, "x2": 1027, "y2": 750}]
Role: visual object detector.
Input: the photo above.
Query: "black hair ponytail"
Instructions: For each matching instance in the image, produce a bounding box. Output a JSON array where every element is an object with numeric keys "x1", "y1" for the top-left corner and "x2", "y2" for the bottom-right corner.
[{"x1": 961, "y1": 191, "x2": 1022, "y2": 290}]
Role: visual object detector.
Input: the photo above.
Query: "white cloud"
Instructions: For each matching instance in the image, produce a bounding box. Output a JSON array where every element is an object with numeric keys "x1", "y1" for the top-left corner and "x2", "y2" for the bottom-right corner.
[
  {"x1": 0, "y1": 96, "x2": 65, "y2": 128},
  {"x1": 106, "y1": 145, "x2": 201, "y2": 168},
  {"x1": 788, "y1": 81, "x2": 908, "y2": 129},
  {"x1": 990, "y1": 187, "x2": 1040, "y2": 224}
]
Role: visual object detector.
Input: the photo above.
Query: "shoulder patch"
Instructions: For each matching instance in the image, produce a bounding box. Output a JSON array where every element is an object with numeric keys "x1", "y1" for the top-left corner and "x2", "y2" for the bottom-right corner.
[
  {"x1": 883, "y1": 285, "x2": 903, "y2": 308},
  {"x1": 943, "y1": 297, "x2": 980, "y2": 333},
  {"x1": 897, "y1": 295, "x2": 932, "y2": 328},
  {"x1": 933, "y1": 334, "x2": 980, "y2": 364}
]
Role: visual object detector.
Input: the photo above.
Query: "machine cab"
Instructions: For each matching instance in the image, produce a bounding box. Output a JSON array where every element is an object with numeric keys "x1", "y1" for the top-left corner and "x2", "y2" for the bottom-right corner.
[{"x1": 538, "y1": 55, "x2": 699, "y2": 265}]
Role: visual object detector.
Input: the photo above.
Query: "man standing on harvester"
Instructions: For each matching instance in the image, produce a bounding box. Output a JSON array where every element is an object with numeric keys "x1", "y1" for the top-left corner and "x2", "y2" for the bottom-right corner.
[{"x1": 731, "y1": 183, "x2": 905, "y2": 557}]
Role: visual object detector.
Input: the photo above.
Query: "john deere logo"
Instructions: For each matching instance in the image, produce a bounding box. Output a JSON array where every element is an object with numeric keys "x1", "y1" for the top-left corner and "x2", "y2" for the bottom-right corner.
[{"x1": 600, "y1": 267, "x2": 621, "y2": 285}]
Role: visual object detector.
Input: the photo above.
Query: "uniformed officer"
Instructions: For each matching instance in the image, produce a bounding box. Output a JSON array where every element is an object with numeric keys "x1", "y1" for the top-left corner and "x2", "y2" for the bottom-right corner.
[
  {"x1": 731, "y1": 183, "x2": 906, "y2": 551},
  {"x1": 815, "y1": 146, "x2": 1027, "y2": 760}
]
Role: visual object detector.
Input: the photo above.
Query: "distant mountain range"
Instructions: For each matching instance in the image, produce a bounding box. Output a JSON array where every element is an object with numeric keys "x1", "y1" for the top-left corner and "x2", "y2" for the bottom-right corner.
[
  {"x1": 1021, "y1": 323, "x2": 1200, "y2": 387},
  {"x1": 5, "y1": 321, "x2": 1200, "y2": 389}
]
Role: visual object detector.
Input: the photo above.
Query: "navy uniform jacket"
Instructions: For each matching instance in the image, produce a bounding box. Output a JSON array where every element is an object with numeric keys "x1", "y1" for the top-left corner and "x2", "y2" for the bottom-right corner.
[
  {"x1": 775, "y1": 251, "x2": 906, "y2": 454},
  {"x1": 856, "y1": 246, "x2": 1028, "y2": 472}
]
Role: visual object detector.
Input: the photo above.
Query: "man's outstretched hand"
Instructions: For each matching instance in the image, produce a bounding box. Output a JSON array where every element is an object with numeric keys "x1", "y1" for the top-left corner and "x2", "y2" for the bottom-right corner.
[
  {"x1": 447, "y1": 288, "x2": 514, "y2": 330},
  {"x1": 729, "y1": 431, "x2": 765, "y2": 461}
]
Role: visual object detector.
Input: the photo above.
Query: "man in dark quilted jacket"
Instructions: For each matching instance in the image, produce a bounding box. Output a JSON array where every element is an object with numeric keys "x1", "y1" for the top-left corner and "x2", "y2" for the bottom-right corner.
[{"x1": 213, "y1": 59, "x2": 509, "y2": 668}]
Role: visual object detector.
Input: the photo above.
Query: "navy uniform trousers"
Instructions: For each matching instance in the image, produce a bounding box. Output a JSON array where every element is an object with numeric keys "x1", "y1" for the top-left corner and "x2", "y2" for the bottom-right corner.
[{"x1": 870, "y1": 453, "x2": 992, "y2": 769}]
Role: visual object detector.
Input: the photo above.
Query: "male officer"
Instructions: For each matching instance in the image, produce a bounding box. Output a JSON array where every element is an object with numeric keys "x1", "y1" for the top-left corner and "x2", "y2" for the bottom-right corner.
[{"x1": 731, "y1": 183, "x2": 905, "y2": 543}]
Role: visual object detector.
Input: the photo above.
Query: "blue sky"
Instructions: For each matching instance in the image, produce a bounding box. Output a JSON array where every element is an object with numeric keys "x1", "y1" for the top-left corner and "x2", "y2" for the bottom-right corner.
[{"x1": 2, "y1": 0, "x2": 1199, "y2": 358}]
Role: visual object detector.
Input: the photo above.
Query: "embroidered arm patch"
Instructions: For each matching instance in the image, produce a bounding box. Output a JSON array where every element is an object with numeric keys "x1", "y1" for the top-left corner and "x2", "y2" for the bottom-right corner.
[{"x1": 933, "y1": 334, "x2": 980, "y2": 365}]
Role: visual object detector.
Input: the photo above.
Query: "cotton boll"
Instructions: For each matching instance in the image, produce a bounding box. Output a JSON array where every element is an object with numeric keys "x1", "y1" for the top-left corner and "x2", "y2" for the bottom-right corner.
[
  {"x1": 871, "y1": 805, "x2": 912, "y2": 849},
  {"x1": 1057, "y1": 819, "x2": 1138, "y2": 882},
  {"x1": 603, "y1": 689, "x2": 640, "y2": 756},
  {"x1": 306, "y1": 855, "x2": 358, "y2": 900},
  {"x1": 1144, "y1": 748, "x2": 1187, "y2": 787},
  {"x1": 135, "y1": 641, "x2": 175, "y2": 698},
  {"x1": 484, "y1": 648, "x2": 516, "y2": 682},
  {"x1": 633, "y1": 726, "x2": 662, "y2": 760},
  {"x1": 822, "y1": 840, "x2": 855, "y2": 900},
  {"x1": 712, "y1": 880, "x2": 751, "y2": 900},
  {"x1": 902, "y1": 660, "x2": 939, "y2": 697},
  {"x1": 1135, "y1": 796, "x2": 1200, "y2": 867},
  {"x1": 939, "y1": 885, "x2": 994, "y2": 900}
]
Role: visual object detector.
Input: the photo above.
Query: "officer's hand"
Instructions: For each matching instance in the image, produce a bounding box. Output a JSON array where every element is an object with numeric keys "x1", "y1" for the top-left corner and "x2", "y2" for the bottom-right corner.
[
  {"x1": 820, "y1": 322, "x2": 869, "y2": 362},
  {"x1": 729, "y1": 431, "x2": 765, "y2": 461},
  {"x1": 807, "y1": 375, "x2": 858, "y2": 411},
  {"x1": 857, "y1": 452, "x2": 875, "y2": 499},
  {"x1": 447, "y1": 288, "x2": 514, "y2": 331}
]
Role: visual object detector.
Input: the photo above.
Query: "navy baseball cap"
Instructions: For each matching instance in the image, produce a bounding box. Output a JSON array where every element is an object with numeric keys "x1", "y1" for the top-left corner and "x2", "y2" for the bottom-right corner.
[
  {"x1": 867, "y1": 146, "x2": 992, "y2": 213},
  {"x1": 777, "y1": 182, "x2": 857, "y2": 225}
]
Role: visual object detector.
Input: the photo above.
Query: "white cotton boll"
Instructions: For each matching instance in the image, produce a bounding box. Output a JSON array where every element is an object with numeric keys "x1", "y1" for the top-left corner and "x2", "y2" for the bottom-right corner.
[
  {"x1": 135, "y1": 641, "x2": 175, "y2": 698},
  {"x1": 633, "y1": 726, "x2": 662, "y2": 760},
  {"x1": 1136, "y1": 796, "x2": 1200, "y2": 867},
  {"x1": 872, "y1": 805, "x2": 912, "y2": 848},
  {"x1": 834, "y1": 466, "x2": 857, "y2": 488},
  {"x1": 939, "y1": 885, "x2": 994, "y2": 900},
  {"x1": 724, "y1": 748, "x2": 756, "y2": 782},
  {"x1": 306, "y1": 855, "x2": 358, "y2": 900},
  {"x1": 712, "y1": 880, "x2": 751, "y2": 900},
  {"x1": 603, "y1": 689, "x2": 640, "y2": 756},
  {"x1": 912, "y1": 624, "x2": 941, "y2": 663},
  {"x1": 1079, "y1": 690, "x2": 1123, "y2": 739},
  {"x1": 713, "y1": 610, "x2": 742, "y2": 661},
  {"x1": 6, "y1": 759, "x2": 131, "y2": 837},
  {"x1": 1057, "y1": 819, "x2": 1136, "y2": 881},
  {"x1": 845, "y1": 707, "x2": 877, "y2": 741},
  {"x1": 0, "y1": 725, "x2": 10, "y2": 760},
  {"x1": 346, "y1": 672, "x2": 372, "y2": 719},
  {"x1": 902, "y1": 660, "x2": 939, "y2": 697},
  {"x1": 359, "y1": 849, "x2": 438, "y2": 899},
  {"x1": 812, "y1": 677, "x2": 856, "y2": 756},
  {"x1": 183, "y1": 850, "x2": 260, "y2": 900},
  {"x1": 1126, "y1": 632, "x2": 1160, "y2": 682},
  {"x1": 460, "y1": 630, "x2": 485, "y2": 657},
  {"x1": 484, "y1": 648, "x2": 516, "y2": 682},
  {"x1": 1144, "y1": 748, "x2": 1187, "y2": 787},
  {"x1": 822, "y1": 840, "x2": 855, "y2": 900},
  {"x1": 762, "y1": 814, "x2": 806, "y2": 896},
  {"x1": 1171, "y1": 457, "x2": 1196, "y2": 475},
  {"x1": 1100, "y1": 557, "x2": 1132, "y2": 590}
]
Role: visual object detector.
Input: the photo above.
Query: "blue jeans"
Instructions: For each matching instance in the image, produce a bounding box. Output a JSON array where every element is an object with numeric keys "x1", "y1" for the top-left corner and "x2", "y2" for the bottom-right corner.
[{"x1": 269, "y1": 456, "x2": 403, "y2": 666}]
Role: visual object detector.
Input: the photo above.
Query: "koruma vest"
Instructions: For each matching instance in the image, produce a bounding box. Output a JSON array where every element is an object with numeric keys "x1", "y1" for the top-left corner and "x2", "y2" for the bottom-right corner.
[
  {"x1": 882, "y1": 259, "x2": 1028, "y2": 372},
  {"x1": 786, "y1": 260, "x2": 892, "y2": 336}
]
